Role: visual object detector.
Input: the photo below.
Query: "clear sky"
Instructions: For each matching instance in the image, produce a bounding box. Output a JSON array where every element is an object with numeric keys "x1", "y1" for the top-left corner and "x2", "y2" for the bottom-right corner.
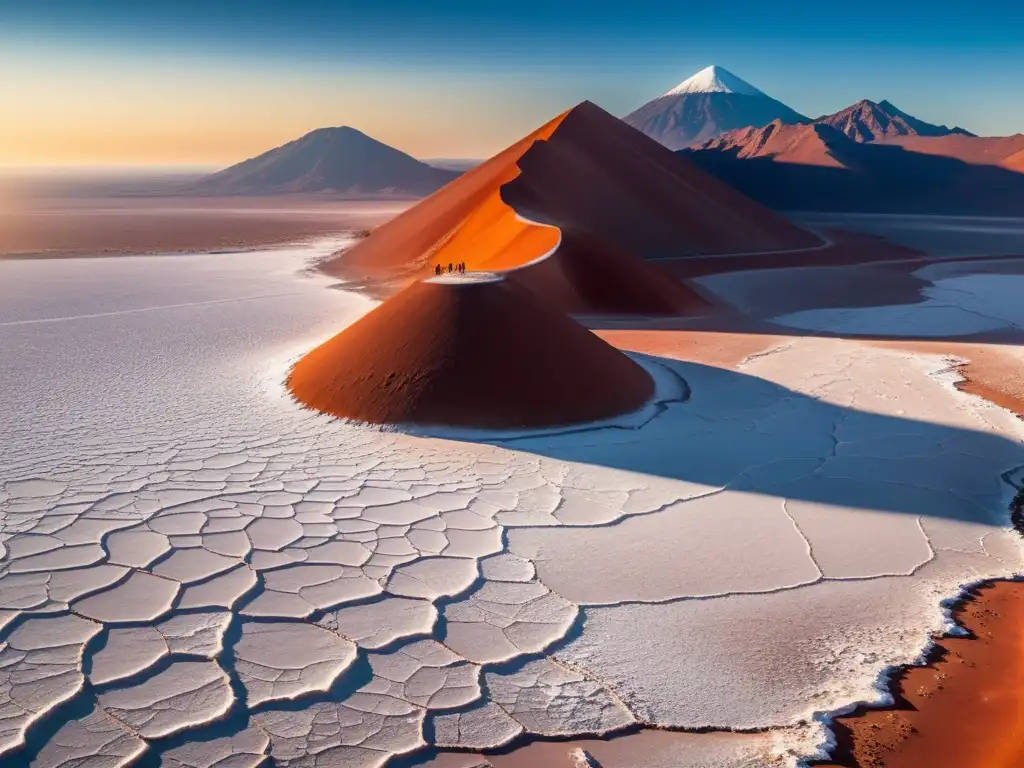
[{"x1": 3, "y1": 0, "x2": 1023, "y2": 168}]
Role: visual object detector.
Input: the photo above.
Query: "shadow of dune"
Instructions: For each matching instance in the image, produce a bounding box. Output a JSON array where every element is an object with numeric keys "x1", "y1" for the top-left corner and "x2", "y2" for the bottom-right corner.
[
  {"x1": 480, "y1": 356, "x2": 1024, "y2": 525},
  {"x1": 685, "y1": 142, "x2": 1024, "y2": 216}
]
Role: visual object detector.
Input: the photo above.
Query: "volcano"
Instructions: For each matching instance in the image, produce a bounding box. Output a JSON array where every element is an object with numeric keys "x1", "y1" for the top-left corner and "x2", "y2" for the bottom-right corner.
[
  {"x1": 189, "y1": 127, "x2": 458, "y2": 196},
  {"x1": 623, "y1": 65, "x2": 808, "y2": 150}
]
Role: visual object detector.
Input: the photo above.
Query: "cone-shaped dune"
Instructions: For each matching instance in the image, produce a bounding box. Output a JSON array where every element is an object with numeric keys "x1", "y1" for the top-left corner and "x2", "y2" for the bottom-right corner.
[
  {"x1": 324, "y1": 101, "x2": 819, "y2": 315},
  {"x1": 288, "y1": 274, "x2": 654, "y2": 428}
]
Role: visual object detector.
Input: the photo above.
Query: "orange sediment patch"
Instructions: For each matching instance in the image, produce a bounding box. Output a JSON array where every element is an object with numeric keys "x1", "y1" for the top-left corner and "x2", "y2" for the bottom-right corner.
[
  {"x1": 596, "y1": 327, "x2": 786, "y2": 369},
  {"x1": 816, "y1": 580, "x2": 1024, "y2": 768},
  {"x1": 957, "y1": 353, "x2": 1024, "y2": 418},
  {"x1": 287, "y1": 275, "x2": 654, "y2": 429},
  {"x1": 869, "y1": 340, "x2": 1024, "y2": 418}
]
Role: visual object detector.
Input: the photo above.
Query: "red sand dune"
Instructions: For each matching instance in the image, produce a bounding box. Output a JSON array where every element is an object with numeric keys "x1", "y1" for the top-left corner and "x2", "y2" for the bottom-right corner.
[
  {"x1": 287, "y1": 274, "x2": 654, "y2": 428},
  {"x1": 324, "y1": 101, "x2": 819, "y2": 315}
]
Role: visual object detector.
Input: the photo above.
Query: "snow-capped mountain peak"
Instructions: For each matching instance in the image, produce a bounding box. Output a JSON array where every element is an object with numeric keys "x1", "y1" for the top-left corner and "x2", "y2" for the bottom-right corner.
[
  {"x1": 624, "y1": 64, "x2": 806, "y2": 150},
  {"x1": 662, "y1": 65, "x2": 765, "y2": 97}
]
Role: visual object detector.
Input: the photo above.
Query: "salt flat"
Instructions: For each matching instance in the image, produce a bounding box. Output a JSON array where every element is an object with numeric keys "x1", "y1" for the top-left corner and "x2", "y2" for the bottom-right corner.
[{"x1": 1, "y1": 240, "x2": 1022, "y2": 767}]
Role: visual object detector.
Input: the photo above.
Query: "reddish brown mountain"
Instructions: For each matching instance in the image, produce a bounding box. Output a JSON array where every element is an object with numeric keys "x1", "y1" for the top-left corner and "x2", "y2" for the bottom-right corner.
[
  {"x1": 688, "y1": 101, "x2": 1024, "y2": 214},
  {"x1": 698, "y1": 121, "x2": 847, "y2": 166},
  {"x1": 1004, "y1": 147, "x2": 1024, "y2": 172},
  {"x1": 324, "y1": 100, "x2": 819, "y2": 315},
  {"x1": 817, "y1": 99, "x2": 973, "y2": 142}
]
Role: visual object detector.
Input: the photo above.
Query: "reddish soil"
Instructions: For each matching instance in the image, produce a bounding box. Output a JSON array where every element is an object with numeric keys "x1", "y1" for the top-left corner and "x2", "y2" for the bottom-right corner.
[
  {"x1": 596, "y1": 327, "x2": 782, "y2": 368},
  {"x1": 323, "y1": 100, "x2": 819, "y2": 315},
  {"x1": 815, "y1": 581, "x2": 1024, "y2": 768},
  {"x1": 958, "y1": 353, "x2": 1024, "y2": 418},
  {"x1": 287, "y1": 275, "x2": 654, "y2": 428},
  {"x1": 871, "y1": 340, "x2": 1024, "y2": 418}
]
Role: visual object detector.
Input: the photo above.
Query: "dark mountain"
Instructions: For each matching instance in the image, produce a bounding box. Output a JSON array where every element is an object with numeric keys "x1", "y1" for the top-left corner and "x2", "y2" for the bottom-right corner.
[
  {"x1": 190, "y1": 127, "x2": 459, "y2": 196},
  {"x1": 623, "y1": 65, "x2": 808, "y2": 150},
  {"x1": 817, "y1": 99, "x2": 975, "y2": 142}
]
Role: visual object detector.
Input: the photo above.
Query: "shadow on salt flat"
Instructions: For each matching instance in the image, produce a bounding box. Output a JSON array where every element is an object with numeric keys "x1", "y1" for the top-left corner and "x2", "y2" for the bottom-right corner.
[{"x1": 474, "y1": 355, "x2": 1023, "y2": 525}]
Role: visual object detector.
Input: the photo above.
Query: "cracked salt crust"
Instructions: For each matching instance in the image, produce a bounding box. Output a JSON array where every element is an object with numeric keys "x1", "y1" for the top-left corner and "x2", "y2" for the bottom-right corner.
[{"x1": 1, "y1": 242, "x2": 1022, "y2": 766}]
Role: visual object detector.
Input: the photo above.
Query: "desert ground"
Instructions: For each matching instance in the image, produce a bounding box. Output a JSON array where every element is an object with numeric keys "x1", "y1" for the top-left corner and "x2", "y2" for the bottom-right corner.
[
  {"x1": 0, "y1": 180, "x2": 410, "y2": 259},
  {"x1": 2, "y1": 196, "x2": 1023, "y2": 767}
]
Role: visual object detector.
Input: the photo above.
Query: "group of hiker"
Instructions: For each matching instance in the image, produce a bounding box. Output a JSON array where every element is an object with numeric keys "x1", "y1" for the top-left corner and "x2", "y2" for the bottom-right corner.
[{"x1": 435, "y1": 262, "x2": 467, "y2": 276}]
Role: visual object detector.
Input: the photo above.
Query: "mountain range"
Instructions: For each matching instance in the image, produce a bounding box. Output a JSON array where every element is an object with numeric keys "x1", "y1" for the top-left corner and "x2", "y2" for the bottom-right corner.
[
  {"x1": 686, "y1": 102, "x2": 1024, "y2": 214},
  {"x1": 189, "y1": 126, "x2": 458, "y2": 196},
  {"x1": 186, "y1": 64, "x2": 1024, "y2": 216},
  {"x1": 813, "y1": 99, "x2": 973, "y2": 142}
]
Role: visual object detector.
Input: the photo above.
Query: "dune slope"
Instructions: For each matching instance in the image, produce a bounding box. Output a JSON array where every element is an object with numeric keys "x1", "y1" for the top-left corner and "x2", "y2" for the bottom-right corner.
[
  {"x1": 287, "y1": 274, "x2": 654, "y2": 428},
  {"x1": 324, "y1": 101, "x2": 818, "y2": 315}
]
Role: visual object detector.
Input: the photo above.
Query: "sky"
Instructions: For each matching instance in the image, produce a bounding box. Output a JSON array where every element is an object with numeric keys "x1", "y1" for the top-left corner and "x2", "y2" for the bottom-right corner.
[{"x1": 3, "y1": 0, "x2": 1024, "y2": 168}]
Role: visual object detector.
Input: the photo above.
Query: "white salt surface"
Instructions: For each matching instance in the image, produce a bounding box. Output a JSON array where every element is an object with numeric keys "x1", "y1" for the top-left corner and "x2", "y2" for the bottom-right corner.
[{"x1": 1, "y1": 240, "x2": 1023, "y2": 766}]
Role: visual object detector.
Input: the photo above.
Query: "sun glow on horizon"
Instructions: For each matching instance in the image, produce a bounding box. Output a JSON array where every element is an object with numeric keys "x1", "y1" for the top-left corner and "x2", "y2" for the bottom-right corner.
[
  {"x1": 0, "y1": 44, "x2": 588, "y2": 168},
  {"x1": 4, "y1": 4, "x2": 1023, "y2": 169}
]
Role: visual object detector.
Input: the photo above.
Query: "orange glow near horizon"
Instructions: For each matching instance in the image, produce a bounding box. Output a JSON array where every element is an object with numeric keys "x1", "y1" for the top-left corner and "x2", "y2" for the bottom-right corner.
[{"x1": 0, "y1": 48, "x2": 578, "y2": 168}]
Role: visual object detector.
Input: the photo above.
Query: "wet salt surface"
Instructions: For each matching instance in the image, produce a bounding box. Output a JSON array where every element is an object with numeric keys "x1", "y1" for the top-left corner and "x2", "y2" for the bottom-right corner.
[
  {"x1": 697, "y1": 260, "x2": 1024, "y2": 339},
  {"x1": 792, "y1": 212, "x2": 1024, "y2": 258},
  {"x1": 2, "y1": 240, "x2": 1023, "y2": 767}
]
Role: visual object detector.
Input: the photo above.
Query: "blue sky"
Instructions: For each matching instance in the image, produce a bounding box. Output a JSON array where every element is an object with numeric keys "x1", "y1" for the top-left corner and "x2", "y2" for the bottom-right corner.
[{"x1": 3, "y1": 0, "x2": 1023, "y2": 165}]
